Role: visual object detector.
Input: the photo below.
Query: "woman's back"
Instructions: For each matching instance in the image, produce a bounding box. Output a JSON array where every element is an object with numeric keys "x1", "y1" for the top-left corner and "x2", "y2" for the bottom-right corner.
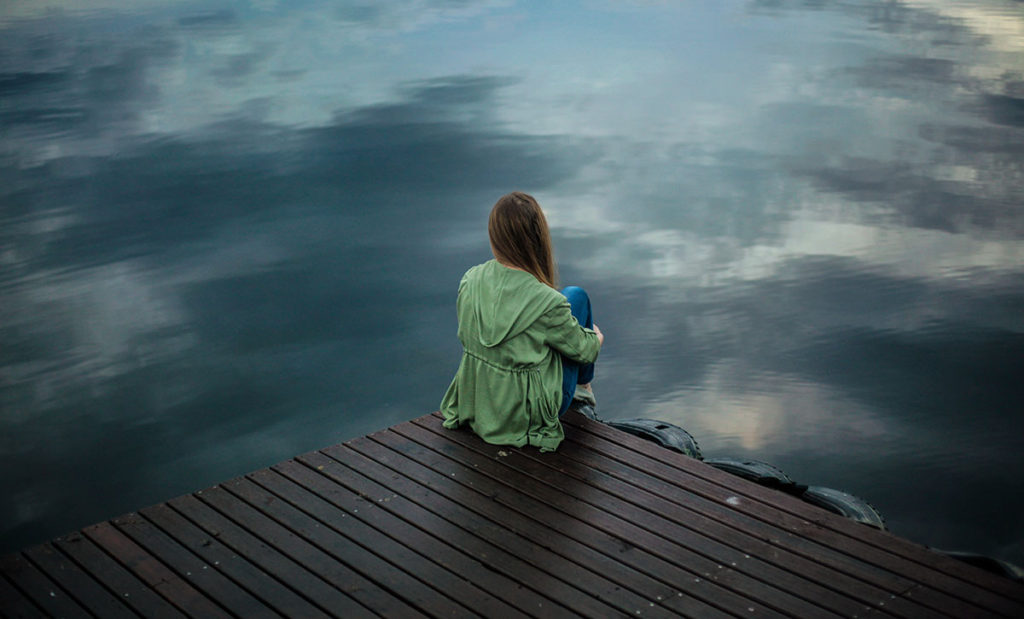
[
  {"x1": 440, "y1": 193, "x2": 603, "y2": 452},
  {"x1": 456, "y1": 260, "x2": 567, "y2": 368}
]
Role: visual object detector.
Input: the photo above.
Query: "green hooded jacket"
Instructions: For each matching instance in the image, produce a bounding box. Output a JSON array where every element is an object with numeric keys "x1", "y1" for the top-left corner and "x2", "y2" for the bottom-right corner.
[{"x1": 440, "y1": 260, "x2": 602, "y2": 451}]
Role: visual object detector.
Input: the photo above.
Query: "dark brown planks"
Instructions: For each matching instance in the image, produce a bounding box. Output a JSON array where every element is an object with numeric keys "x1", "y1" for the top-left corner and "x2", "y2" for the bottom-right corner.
[
  {"x1": 342, "y1": 431, "x2": 746, "y2": 618},
  {"x1": 219, "y1": 474, "x2": 471, "y2": 618},
  {"x1": 23, "y1": 542, "x2": 136, "y2": 618},
  {"x1": 288, "y1": 451, "x2": 591, "y2": 619},
  {"x1": 247, "y1": 465, "x2": 531, "y2": 619},
  {"x1": 565, "y1": 410, "x2": 1018, "y2": 586},
  {"x1": 182, "y1": 488, "x2": 396, "y2": 618},
  {"x1": 167, "y1": 492, "x2": 374, "y2": 618},
  {"x1": 138, "y1": 502, "x2": 326, "y2": 618},
  {"x1": 550, "y1": 424, "x2": 980, "y2": 618},
  {"x1": 315, "y1": 442, "x2": 663, "y2": 618},
  {"x1": 4, "y1": 410, "x2": 1022, "y2": 618},
  {"x1": 0, "y1": 570, "x2": 44, "y2": 618},
  {"x1": 265, "y1": 460, "x2": 540, "y2": 617},
  {"x1": 559, "y1": 412, "x2": 1024, "y2": 615},
  {"x1": 0, "y1": 551, "x2": 88, "y2": 618},
  {"x1": 419, "y1": 413, "x2": 971, "y2": 619},
  {"x1": 83, "y1": 521, "x2": 230, "y2": 618},
  {"x1": 53, "y1": 530, "x2": 185, "y2": 618},
  {"x1": 406, "y1": 415, "x2": 912, "y2": 618},
  {"x1": 111, "y1": 511, "x2": 278, "y2": 618},
  {"x1": 355, "y1": 430, "x2": 708, "y2": 618},
  {"x1": 387, "y1": 421, "x2": 854, "y2": 618}
]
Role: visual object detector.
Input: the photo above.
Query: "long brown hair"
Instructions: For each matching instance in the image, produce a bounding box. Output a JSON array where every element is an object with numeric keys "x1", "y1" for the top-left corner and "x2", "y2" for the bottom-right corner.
[{"x1": 488, "y1": 192, "x2": 558, "y2": 288}]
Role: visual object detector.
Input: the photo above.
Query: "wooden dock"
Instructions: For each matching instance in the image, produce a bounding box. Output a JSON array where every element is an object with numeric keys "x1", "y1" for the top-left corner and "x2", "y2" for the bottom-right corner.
[{"x1": 2, "y1": 411, "x2": 1023, "y2": 618}]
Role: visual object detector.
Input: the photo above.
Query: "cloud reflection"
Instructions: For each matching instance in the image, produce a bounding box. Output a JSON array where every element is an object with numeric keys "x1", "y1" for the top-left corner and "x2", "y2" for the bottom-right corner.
[
  {"x1": 1, "y1": 0, "x2": 1022, "y2": 565},
  {"x1": 1, "y1": 52, "x2": 589, "y2": 548}
]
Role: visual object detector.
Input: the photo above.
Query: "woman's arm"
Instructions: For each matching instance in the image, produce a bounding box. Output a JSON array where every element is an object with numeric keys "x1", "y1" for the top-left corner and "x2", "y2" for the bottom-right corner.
[{"x1": 539, "y1": 302, "x2": 603, "y2": 365}]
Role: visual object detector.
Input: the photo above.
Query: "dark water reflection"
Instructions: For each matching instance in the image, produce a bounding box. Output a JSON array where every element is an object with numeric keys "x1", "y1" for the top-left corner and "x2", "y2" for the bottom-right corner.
[{"x1": 2, "y1": 0, "x2": 1022, "y2": 565}]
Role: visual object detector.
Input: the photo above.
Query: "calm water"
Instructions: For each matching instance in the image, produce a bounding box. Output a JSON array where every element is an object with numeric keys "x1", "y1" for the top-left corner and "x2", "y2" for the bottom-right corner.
[{"x1": 2, "y1": 0, "x2": 1022, "y2": 566}]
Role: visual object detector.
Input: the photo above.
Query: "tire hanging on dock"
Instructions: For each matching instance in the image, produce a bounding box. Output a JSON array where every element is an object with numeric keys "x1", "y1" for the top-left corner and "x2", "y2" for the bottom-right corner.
[
  {"x1": 703, "y1": 457, "x2": 807, "y2": 497},
  {"x1": 602, "y1": 417, "x2": 884, "y2": 530},
  {"x1": 932, "y1": 550, "x2": 1024, "y2": 583},
  {"x1": 799, "y1": 486, "x2": 887, "y2": 530},
  {"x1": 605, "y1": 418, "x2": 703, "y2": 460}
]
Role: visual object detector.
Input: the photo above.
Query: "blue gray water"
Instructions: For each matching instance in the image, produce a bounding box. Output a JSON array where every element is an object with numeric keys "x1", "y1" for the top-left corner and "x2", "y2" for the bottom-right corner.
[{"x1": 2, "y1": 0, "x2": 1022, "y2": 566}]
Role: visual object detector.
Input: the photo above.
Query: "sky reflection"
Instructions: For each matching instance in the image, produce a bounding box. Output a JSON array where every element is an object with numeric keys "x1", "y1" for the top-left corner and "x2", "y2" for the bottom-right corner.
[{"x1": 1, "y1": 0, "x2": 1022, "y2": 566}]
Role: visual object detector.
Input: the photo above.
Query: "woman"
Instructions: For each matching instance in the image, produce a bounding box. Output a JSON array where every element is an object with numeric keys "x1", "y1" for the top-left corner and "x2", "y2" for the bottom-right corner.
[{"x1": 440, "y1": 192, "x2": 604, "y2": 452}]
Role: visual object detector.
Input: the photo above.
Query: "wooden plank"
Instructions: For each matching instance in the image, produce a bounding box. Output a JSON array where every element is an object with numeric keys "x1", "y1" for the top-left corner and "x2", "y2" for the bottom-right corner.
[
  {"x1": 350, "y1": 432, "x2": 691, "y2": 619},
  {"x1": 23, "y1": 542, "x2": 136, "y2": 618},
  {"x1": 370, "y1": 424, "x2": 805, "y2": 618},
  {"x1": 0, "y1": 551, "x2": 90, "y2": 618},
  {"x1": 406, "y1": 417, "x2": 911, "y2": 618},
  {"x1": 53, "y1": 531, "x2": 184, "y2": 618},
  {"x1": 248, "y1": 465, "x2": 532, "y2": 619},
  {"x1": 289, "y1": 451, "x2": 585, "y2": 619},
  {"x1": 338, "y1": 433, "x2": 746, "y2": 619},
  {"x1": 551, "y1": 434, "x2": 951, "y2": 618},
  {"x1": 0, "y1": 571, "x2": 44, "y2": 618},
  {"x1": 139, "y1": 503, "x2": 327, "y2": 619},
  {"x1": 167, "y1": 493, "x2": 375, "y2": 619},
  {"x1": 193, "y1": 485, "x2": 423, "y2": 618},
  {"x1": 416, "y1": 415, "x2": 957, "y2": 619},
  {"x1": 551, "y1": 430, "x2": 980, "y2": 619},
  {"x1": 561, "y1": 411, "x2": 1024, "y2": 602},
  {"x1": 310, "y1": 444, "x2": 667, "y2": 619},
  {"x1": 384, "y1": 422, "x2": 850, "y2": 619},
  {"x1": 556, "y1": 424, "x2": 912, "y2": 577},
  {"x1": 220, "y1": 475, "x2": 471, "y2": 618},
  {"x1": 83, "y1": 521, "x2": 230, "y2": 618},
  {"x1": 560, "y1": 412, "x2": 1024, "y2": 616},
  {"x1": 111, "y1": 511, "x2": 278, "y2": 618},
  {"x1": 4, "y1": 409, "x2": 1020, "y2": 618}
]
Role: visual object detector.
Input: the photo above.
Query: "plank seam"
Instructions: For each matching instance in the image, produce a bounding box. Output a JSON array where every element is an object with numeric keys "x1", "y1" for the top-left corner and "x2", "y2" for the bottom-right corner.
[
  {"x1": 208, "y1": 477, "x2": 435, "y2": 618},
  {"x1": 133, "y1": 508, "x2": 283, "y2": 619},
  {"x1": 81, "y1": 523, "x2": 228, "y2": 618},
  {"x1": 163, "y1": 495, "x2": 344, "y2": 617},
  {"x1": 562, "y1": 414, "x2": 1024, "y2": 609},
  {"x1": 254, "y1": 464, "x2": 531, "y2": 619},
  {"x1": 393, "y1": 422, "x2": 844, "y2": 619},
  {"x1": 362, "y1": 428, "x2": 762, "y2": 618},
  {"x1": 189, "y1": 486, "x2": 385, "y2": 618},
  {"x1": 544, "y1": 431, "x2": 953, "y2": 618},
  {"x1": 289, "y1": 451, "x2": 580, "y2": 619},
  {"x1": 116, "y1": 510, "x2": 286, "y2": 619},
  {"x1": 24, "y1": 545, "x2": 120, "y2": 617},
  {"x1": 0, "y1": 558, "x2": 50, "y2": 617},
  {"x1": 50, "y1": 531, "x2": 183, "y2": 618},
  {"x1": 409, "y1": 417, "x2": 907, "y2": 619},
  {"x1": 22, "y1": 543, "x2": 138, "y2": 619},
  {"x1": 332, "y1": 439, "x2": 656, "y2": 618},
  {"x1": 240, "y1": 466, "x2": 480, "y2": 618},
  {"x1": 562, "y1": 418, "x2": 1010, "y2": 615}
]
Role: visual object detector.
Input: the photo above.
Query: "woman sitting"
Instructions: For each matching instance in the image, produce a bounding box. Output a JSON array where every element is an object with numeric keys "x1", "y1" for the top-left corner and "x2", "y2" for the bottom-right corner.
[{"x1": 440, "y1": 191, "x2": 604, "y2": 452}]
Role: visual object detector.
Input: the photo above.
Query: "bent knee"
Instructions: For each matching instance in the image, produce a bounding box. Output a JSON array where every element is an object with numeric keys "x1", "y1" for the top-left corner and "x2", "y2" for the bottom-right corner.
[{"x1": 560, "y1": 285, "x2": 588, "y2": 302}]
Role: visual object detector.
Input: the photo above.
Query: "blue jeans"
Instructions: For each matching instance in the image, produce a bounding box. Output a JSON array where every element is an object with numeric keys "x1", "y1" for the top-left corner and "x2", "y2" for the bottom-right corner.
[{"x1": 559, "y1": 286, "x2": 596, "y2": 416}]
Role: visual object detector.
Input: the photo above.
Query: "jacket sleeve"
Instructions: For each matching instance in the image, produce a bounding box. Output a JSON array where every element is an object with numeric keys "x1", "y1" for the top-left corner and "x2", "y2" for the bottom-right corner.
[{"x1": 538, "y1": 301, "x2": 601, "y2": 365}]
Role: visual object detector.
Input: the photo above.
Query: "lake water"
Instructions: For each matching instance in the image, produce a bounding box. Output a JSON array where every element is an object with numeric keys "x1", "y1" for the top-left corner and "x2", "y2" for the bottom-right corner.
[{"x1": 2, "y1": 0, "x2": 1022, "y2": 568}]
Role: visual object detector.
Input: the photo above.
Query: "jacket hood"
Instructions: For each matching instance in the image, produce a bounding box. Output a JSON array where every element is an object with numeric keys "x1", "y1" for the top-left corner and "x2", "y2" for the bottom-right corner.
[{"x1": 459, "y1": 260, "x2": 563, "y2": 348}]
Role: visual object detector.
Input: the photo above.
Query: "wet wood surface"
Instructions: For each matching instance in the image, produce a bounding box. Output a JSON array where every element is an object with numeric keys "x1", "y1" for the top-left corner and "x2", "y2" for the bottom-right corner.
[{"x1": 3, "y1": 411, "x2": 1023, "y2": 617}]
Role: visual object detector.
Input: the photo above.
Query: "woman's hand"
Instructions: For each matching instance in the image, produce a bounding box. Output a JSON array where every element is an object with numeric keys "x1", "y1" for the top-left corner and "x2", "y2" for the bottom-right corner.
[{"x1": 593, "y1": 323, "x2": 604, "y2": 345}]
